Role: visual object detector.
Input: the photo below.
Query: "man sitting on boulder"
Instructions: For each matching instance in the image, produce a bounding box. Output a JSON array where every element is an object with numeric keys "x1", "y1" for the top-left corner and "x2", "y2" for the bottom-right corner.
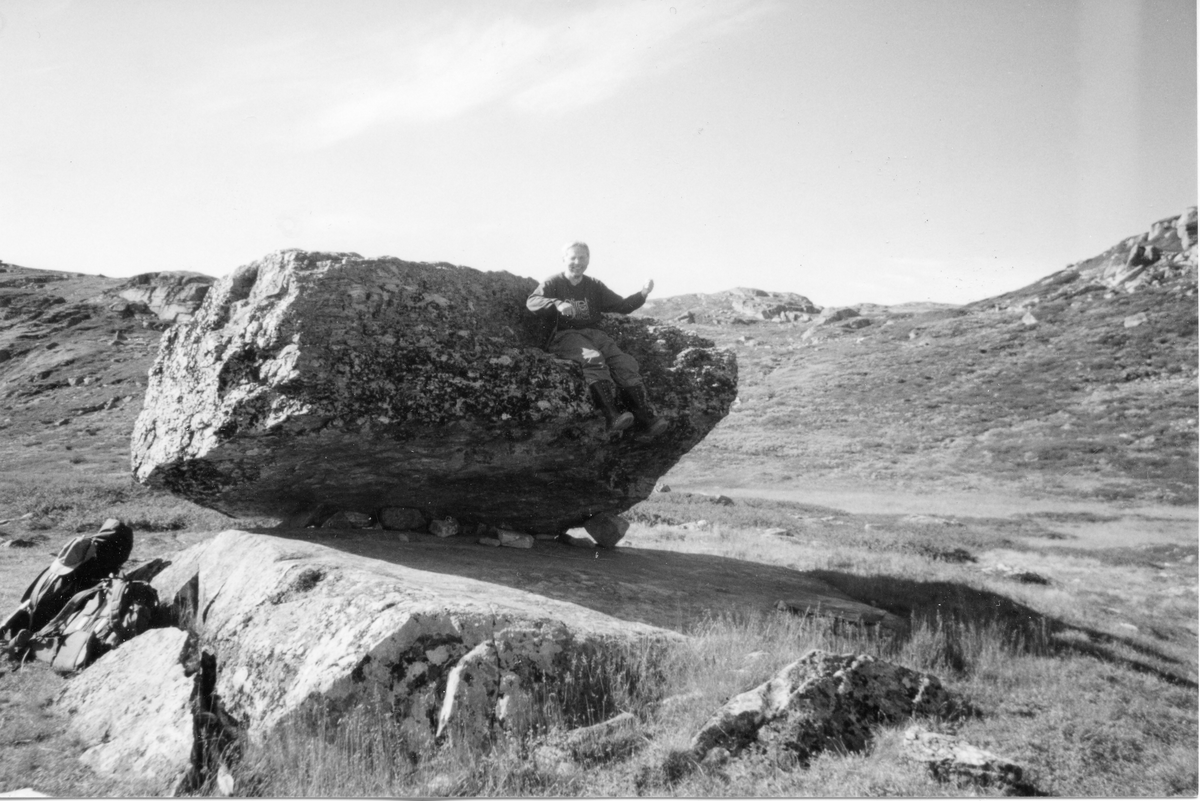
[{"x1": 527, "y1": 241, "x2": 668, "y2": 438}]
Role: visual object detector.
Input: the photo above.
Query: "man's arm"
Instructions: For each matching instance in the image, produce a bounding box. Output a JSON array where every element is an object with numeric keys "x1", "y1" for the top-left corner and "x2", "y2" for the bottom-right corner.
[
  {"x1": 593, "y1": 279, "x2": 647, "y2": 316},
  {"x1": 527, "y1": 277, "x2": 576, "y2": 317}
]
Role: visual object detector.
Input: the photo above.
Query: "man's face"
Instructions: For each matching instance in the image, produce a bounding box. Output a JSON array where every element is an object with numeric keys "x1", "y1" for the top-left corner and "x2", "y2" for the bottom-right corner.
[{"x1": 563, "y1": 246, "x2": 590, "y2": 282}]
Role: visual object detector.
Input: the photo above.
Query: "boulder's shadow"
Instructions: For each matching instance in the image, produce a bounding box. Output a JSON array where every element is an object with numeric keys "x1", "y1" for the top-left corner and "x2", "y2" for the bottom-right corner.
[
  {"x1": 810, "y1": 569, "x2": 1197, "y2": 689},
  {"x1": 256, "y1": 529, "x2": 1195, "y2": 689},
  {"x1": 260, "y1": 527, "x2": 900, "y2": 633}
]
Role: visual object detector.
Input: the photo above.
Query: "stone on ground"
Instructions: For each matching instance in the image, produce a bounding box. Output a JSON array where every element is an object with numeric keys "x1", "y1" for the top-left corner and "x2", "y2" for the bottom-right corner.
[
  {"x1": 55, "y1": 627, "x2": 195, "y2": 792},
  {"x1": 321, "y1": 510, "x2": 372, "y2": 529},
  {"x1": 584, "y1": 512, "x2": 629, "y2": 548},
  {"x1": 903, "y1": 725, "x2": 1031, "y2": 793},
  {"x1": 497, "y1": 530, "x2": 534, "y2": 548},
  {"x1": 564, "y1": 711, "x2": 644, "y2": 764},
  {"x1": 689, "y1": 650, "x2": 951, "y2": 763},
  {"x1": 429, "y1": 517, "x2": 459, "y2": 538},
  {"x1": 379, "y1": 507, "x2": 426, "y2": 531},
  {"x1": 818, "y1": 307, "x2": 859, "y2": 323}
]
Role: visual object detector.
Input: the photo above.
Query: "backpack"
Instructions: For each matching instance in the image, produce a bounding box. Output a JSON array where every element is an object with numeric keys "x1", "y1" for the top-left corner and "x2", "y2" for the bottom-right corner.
[
  {"x1": 24, "y1": 576, "x2": 160, "y2": 672},
  {"x1": 0, "y1": 519, "x2": 133, "y2": 641}
]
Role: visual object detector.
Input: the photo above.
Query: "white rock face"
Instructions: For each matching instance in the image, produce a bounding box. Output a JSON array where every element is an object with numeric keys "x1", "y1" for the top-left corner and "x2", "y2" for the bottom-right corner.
[
  {"x1": 55, "y1": 627, "x2": 195, "y2": 791},
  {"x1": 1072, "y1": 209, "x2": 1199, "y2": 290},
  {"x1": 116, "y1": 271, "x2": 214, "y2": 323},
  {"x1": 151, "y1": 530, "x2": 680, "y2": 742}
]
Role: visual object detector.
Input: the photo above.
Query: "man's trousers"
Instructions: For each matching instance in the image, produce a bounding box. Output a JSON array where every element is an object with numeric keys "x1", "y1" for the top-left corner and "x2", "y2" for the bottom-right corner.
[{"x1": 547, "y1": 328, "x2": 642, "y2": 387}]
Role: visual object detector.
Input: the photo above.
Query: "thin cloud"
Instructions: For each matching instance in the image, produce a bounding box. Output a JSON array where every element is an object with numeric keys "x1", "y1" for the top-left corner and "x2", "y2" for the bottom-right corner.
[{"x1": 185, "y1": 1, "x2": 771, "y2": 147}]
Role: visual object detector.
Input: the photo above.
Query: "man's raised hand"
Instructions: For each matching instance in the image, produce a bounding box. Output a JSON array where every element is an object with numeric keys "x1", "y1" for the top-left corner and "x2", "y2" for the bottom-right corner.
[{"x1": 642, "y1": 279, "x2": 655, "y2": 298}]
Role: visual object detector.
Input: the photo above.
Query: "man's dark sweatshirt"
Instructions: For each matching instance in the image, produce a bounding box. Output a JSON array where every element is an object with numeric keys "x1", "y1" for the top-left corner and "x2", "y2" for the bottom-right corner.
[{"x1": 526, "y1": 274, "x2": 646, "y2": 330}]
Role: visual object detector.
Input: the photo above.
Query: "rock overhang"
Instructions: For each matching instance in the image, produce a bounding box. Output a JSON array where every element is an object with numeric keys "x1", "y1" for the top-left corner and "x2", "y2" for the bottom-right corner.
[{"x1": 131, "y1": 250, "x2": 737, "y2": 533}]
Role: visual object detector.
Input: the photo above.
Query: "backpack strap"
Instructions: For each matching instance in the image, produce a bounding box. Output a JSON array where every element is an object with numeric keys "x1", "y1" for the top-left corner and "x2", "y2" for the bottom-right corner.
[{"x1": 27, "y1": 583, "x2": 108, "y2": 672}]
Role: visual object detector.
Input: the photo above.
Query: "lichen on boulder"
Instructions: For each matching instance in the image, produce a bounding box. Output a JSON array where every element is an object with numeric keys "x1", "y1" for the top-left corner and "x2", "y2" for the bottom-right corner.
[{"x1": 131, "y1": 250, "x2": 737, "y2": 533}]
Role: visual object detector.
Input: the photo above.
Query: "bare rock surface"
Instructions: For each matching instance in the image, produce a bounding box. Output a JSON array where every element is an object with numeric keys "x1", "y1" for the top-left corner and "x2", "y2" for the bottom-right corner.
[
  {"x1": 689, "y1": 650, "x2": 951, "y2": 762},
  {"x1": 903, "y1": 725, "x2": 1034, "y2": 793},
  {"x1": 115, "y1": 271, "x2": 214, "y2": 323},
  {"x1": 1059, "y1": 207, "x2": 1197, "y2": 292},
  {"x1": 817, "y1": 306, "x2": 860, "y2": 323},
  {"x1": 132, "y1": 250, "x2": 737, "y2": 534},
  {"x1": 55, "y1": 627, "x2": 195, "y2": 791},
  {"x1": 150, "y1": 529, "x2": 676, "y2": 742},
  {"x1": 148, "y1": 529, "x2": 892, "y2": 744},
  {"x1": 640, "y1": 287, "x2": 821, "y2": 324}
]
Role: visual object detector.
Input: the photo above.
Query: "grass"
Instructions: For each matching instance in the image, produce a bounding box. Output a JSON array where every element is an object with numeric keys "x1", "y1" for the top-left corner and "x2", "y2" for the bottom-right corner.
[
  {"x1": 658, "y1": 277, "x2": 1197, "y2": 504},
  {"x1": 0, "y1": 424, "x2": 1193, "y2": 797},
  {"x1": 124, "y1": 489, "x2": 1190, "y2": 798},
  {"x1": 0, "y1": 250, "x2": 1195, "y2": 795},
  {"x1": 214, "y1": 602, "x2": 1195, "y2": 797},
  {"x1": 0, "y1": 661, "x2": 160, "y2": 797}
]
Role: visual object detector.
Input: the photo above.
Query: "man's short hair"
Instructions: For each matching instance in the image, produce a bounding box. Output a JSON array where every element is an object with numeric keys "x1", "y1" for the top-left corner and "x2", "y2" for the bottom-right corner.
[{"x1": 562, "y1": 241, "x2": 590, "y2": 256}]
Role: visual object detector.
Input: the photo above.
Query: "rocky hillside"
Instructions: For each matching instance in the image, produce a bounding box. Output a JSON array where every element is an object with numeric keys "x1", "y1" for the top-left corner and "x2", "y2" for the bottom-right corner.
[
  {"x1": 641, "y1": 287, "x2": 823, "y2": 324},
  {"x1": 639, "y1": 208, "x2": 1199, "y2": 505},
  {"x1": 0, "y1": 263, "x2": 216, "y2": 524},
  {"x1": 0, "y1": 207, "x2": 1195, "y2": 522}
]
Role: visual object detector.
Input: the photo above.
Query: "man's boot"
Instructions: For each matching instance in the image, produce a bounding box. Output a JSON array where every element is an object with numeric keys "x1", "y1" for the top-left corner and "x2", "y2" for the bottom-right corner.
[
  {"x1": 590, "y1": 380, "x2": 634, "y2": 432},
  {"x1": 621, "y1": 384, "x2": 669, "y2": 439}
]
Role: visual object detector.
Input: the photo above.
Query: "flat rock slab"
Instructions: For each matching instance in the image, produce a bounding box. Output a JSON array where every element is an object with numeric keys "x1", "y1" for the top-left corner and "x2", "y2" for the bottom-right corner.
[
  {"x1": 152, "y1": 530, "x2": 680, "y2": 741},
  {"x1": 149, "y1": 529, "x2": 897, "y2": 745},
  {"x1": 236, "y1": 527, "x2": 902, "y2": 635}
]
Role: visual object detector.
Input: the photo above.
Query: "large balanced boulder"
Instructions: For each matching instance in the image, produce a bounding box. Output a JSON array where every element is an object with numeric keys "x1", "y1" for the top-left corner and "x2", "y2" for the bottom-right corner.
[{"x1": 131, "y1": 250, "x2": 737, "y2": 533}]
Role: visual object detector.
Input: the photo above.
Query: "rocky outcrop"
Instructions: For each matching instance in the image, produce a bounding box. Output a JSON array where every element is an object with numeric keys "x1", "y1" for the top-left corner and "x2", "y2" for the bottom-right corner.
[
  {"x1": 972, "y1": 208, "x2": 1197, "y2": 339},
  {"x1": 639, "y1": 287, "x2": 820, "y2": 325},
  {"x1": 731, "y1": 293, "x2": 820, "y2": 321},
  {"x1": 1177, "y1": 206, "x2": 1198, "y2": 250},
  {"x1": 115, "y1": 272, "x2": 214, "y2": 323},
  {"x1": 149, "y1": 530, "x2": 680, "y2": 745},
  {"x1": 131, "y1": 250, "x2": 737, "y2": 534},
  {"x1": 842, "y1": 317, "x2": 872, "y2": 330},
  {"x1": 1084, "y1": 208, "x2": 1198, "y2": 290},
  {"x1": 817, "y1": 307, "x2": 860, "y2": 324},
  {"x1": 688, "y1": 651, "x2": 951, "y2": 763}
]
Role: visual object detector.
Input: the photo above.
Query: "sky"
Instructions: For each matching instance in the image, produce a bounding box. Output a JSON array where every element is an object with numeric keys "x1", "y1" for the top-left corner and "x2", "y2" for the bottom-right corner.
[{"x1": 0, "y1": 0, "x2": 1195, "y2": 307}]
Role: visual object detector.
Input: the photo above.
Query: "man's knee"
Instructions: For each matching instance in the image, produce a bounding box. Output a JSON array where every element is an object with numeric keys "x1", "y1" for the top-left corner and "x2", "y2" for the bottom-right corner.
[
  {"x1": 609, "y1": 354, "x2": 641, "y2": 387},
  {"x1": 579, "y1": 346, "x2": 604, "y2": 366}
]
